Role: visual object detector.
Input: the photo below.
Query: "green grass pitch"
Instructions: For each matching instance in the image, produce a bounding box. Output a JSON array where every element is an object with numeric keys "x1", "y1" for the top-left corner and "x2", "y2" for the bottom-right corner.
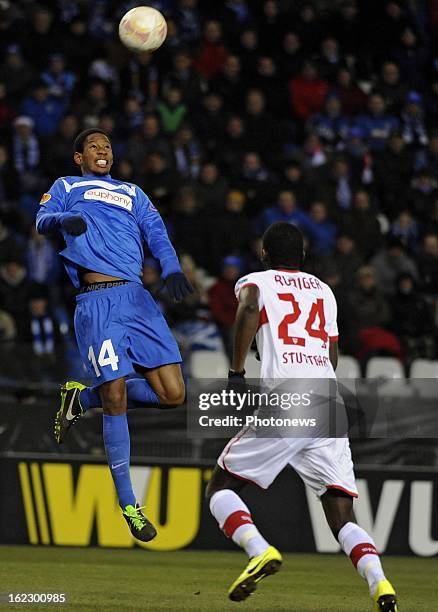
[{"x1": 0, "y1": 546, "x2": 435, "y2": 611}]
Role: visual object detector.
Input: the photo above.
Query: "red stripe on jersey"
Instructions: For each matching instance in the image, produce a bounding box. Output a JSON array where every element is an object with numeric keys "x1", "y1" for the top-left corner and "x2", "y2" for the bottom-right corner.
[
  {"x1": 275, "y1": 269, "x2": 300, "y2": 273},
  {"x1": 257, "y1": 306, "x2": 268, "y2": 331},
  {"x1": 222, "y1": 510, "x2": 253, "y2": 538},
  {"x1": 221, "y1": 427, "x2": 250, "y2": 472},
  {"x1": 349, "y1": 543, "x2": 378, "y2": 568},
  {"x1": 220, "y1": 426, "x2": 262, "y2": 488},
  {"x1": 222, "y1": 465, "x2": 262, "y2": 487},
  {"x1": 329, "y1": 335, "x2": 339, "y2": 342},
  {"x1": 326, "y1": 484, "x2": 358, "y2": 498}
]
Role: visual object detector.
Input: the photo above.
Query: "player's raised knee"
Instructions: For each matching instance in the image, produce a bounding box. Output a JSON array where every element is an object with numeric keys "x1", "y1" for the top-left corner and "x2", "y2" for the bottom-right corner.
[
  {"x1": 99, "y1": 383, "x2": 127, "y2": 414},
  {"x1": 158, "y1": 380, "x2": 186, "y2": 406}
]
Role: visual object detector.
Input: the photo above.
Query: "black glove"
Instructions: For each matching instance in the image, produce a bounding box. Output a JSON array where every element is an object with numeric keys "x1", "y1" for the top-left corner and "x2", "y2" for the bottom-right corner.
[
  {"x1": 60, "y1": 214, "x2": 87, "y2": 236},
  {"x1": 226, "y1": 369, "x2": 248, "y2": 407},
  {"x1": 228, "y1": 369, "x2": 246, "y2": 379},
  {"x1": 162, "y1": 272, "x2": 194, "y2": 302}
]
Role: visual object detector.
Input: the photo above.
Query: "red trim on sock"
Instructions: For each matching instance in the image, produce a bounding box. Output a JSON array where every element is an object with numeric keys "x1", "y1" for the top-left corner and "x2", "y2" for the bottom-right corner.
[
  {"x1": 222, "y1": 510, "x2": 253, "y2": 538},
  {"x1": 350, "y1": 543, "x2": 378, "y2": 568}
]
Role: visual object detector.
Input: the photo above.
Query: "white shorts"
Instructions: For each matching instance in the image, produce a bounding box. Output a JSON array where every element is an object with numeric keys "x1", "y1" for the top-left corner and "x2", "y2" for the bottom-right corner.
[{"x1": 217, "y1": 427, "x2": 358, "y2": 498}]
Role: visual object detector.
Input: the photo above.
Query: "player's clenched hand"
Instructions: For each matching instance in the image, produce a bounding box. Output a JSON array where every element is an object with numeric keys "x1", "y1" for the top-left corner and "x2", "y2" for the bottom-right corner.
[
  {"x1": 162, "y1": 272, "x2": 194, "y2": 302},
  {"x1": 60, "y1": 213, "x2": 87, "y2": 236},
  {"x1": 228, "y1": 369, "x2": 246, "y2": 380},
  {"x1": 226, "y1": 369, "x2": 247, "y2": 394}
]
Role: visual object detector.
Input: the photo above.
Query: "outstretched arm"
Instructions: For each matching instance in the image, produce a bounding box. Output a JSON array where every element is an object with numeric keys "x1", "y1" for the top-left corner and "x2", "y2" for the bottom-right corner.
[
  {"x1": 37, "y1": 209, "x2": 87, "y2": 235},
  {"x1": 139, "y1": 191, "x2": 192, "y2": 301},
  {"x1": 36, "y1": 181, "x2": 86, "y2": 236},
  {"x1": 231, "y1": 285, "x2": 260, "y2": 374},
  {"x1": 36, "y1": 190, "x2": 64, "y2": 234},
  {"x1": 141, "y1": 204, "x2": 182, "y2": 278}
]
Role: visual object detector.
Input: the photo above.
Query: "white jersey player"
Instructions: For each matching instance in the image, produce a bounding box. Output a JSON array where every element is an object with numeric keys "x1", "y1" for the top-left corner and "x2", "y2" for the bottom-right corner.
[
  {"x1": 234, "y1": 267, "x2": 338, "y2": 380},
  {"x1": 206, "y1": 222, "x2": 398, "y2": 611}
]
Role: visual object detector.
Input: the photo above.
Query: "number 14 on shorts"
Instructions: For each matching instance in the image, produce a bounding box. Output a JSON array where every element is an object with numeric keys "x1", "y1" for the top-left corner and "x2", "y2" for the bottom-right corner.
[{"x1": 88, "y1": 339, "x2": 119, "y2": 377}]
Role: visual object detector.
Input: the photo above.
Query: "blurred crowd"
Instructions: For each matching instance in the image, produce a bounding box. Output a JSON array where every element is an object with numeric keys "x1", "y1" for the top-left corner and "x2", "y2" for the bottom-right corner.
[{"x1": 0, "y1": 0, "x2": 437, "y2": 382}]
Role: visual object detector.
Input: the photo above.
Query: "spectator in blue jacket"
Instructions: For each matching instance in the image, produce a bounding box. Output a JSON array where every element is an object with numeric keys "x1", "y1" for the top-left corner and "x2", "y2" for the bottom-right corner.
[
  {"x1": 257, "y1": 189, "x2": 308, "y2": 234},
  {"x1": 41, "y1": 53, "x2": 76, "y2": 102},
  {"x1": 21, "y1": 81, "x2": 65, "y2": 140},
  {"x1": 355, "y1": 93, "x2": 399, "y2": 151},
  {"x1": 308, "y1": 92, "x2": 350, "y2": 149},
  {"x1": 302, "y1": 200, "x2": 337, "y2": 255}
]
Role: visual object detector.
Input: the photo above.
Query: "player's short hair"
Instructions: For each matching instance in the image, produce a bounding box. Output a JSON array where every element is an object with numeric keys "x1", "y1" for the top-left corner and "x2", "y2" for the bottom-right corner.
[
  {"x1": 262, "y1": 222, "x2": 304, "y2": 269},
  {"x1": 73, "y1": 128, "x2": 111, "y2": 153}
]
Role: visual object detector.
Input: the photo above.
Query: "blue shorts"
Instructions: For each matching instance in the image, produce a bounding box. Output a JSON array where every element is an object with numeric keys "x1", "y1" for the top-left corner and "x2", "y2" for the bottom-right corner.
[{"x1": 74, "y1": 282, "x2": 181, "y2": 385}]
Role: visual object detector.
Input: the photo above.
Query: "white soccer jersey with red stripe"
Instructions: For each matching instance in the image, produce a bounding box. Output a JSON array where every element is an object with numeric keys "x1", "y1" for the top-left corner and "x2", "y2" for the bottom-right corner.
[{"x1": 235, "y1": 269, "x2": 338, "y2": 379}]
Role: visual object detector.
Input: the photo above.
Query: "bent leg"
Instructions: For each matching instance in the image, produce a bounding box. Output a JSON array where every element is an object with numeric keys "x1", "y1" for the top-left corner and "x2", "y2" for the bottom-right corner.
[
  {"x1": 322, "y1": 489, "x2": 387, "y2": 597},
  {"x1": 79, "y1": 363, "x2": 185, "y2": 411},
  {"x1": 99, "y1": 377, "x2": 127, "y2": 416},
  {"x1": 79, "y1": 378, "x2": 159, "y2": 411},
  {"x1": 144, "y1": 363, "x2": 185, "y2": 406},
  {"x1": 207, "y1": 465, "x2": 270, "y2": 559},
  {"x1": 206, "y1": 464, "x2": 247, "y2": 501},
  {"x1": 100, "y1": 377, "x2": 136, "y2": 509},
  {"x1": 321, "y1": 488, "x2": 355, "y2": 539}
]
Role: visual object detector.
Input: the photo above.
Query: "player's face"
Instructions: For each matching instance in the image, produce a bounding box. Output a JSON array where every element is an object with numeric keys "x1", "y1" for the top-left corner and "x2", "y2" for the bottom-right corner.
[{"x1": 75, "y1": 133, "x2": 114, "y2": 176}]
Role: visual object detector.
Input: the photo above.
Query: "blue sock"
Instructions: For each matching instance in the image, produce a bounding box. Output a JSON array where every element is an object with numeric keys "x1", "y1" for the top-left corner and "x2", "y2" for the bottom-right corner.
[
  {"x1": 80, "y1": 386, "x2": 100, "y2": 411},
  {"x1": 80, "y1": 379, "x2": 159, "y2": 412},
  {"x1": 126, "y1": 378, "x2": 159, "y2": 408},
  {"x1": 103, "y1": 414, "x2": 136, "y2": 509}
]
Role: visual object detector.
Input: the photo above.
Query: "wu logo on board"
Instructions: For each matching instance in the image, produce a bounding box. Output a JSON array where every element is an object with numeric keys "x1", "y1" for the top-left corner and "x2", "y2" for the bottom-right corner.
[{"x1": 18, "y1": 462, "x2": 202, "y2": 549}]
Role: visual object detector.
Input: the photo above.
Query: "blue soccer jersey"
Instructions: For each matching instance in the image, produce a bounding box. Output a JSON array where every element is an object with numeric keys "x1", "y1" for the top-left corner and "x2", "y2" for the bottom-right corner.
[{"x1": 36, "y1": 174, "x2": 181, "y2": 287}]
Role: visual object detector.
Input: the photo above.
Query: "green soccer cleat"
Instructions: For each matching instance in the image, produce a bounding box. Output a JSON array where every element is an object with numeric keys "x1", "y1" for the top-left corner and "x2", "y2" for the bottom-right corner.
[
  {"x1": 228, "y1": 545, "x2": 282, "y2": 602},
  {"x1": 122, "y1": 504, "x2": 157, "y2": 542},
  {"x1": 373, "y1": 579, "x2": 399, "y2": 611},
  {"x1": 54, "y1": 381, "x2": 86, "y2": 444}
]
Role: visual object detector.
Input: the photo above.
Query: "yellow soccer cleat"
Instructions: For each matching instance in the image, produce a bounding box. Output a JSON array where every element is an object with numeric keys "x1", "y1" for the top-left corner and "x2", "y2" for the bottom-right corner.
[
  {"x1": 373, "y1": 579, "x2": 398, "y2": 611},
  {"x1": 228, "y1": 545, "x2": 282, "y2": 602},
  {"x1": 54, "y1": 381, "x2": 86, "y2": 444}
]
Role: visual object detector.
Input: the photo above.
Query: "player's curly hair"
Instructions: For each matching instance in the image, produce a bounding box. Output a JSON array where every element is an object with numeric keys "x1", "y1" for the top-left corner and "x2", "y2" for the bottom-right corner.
[
  {"x1": 73, "y1": 128, "x2": 111, "y2": 153},
  {"x1": 262, "y1": 222, "x2": 304, "y2": 269}
]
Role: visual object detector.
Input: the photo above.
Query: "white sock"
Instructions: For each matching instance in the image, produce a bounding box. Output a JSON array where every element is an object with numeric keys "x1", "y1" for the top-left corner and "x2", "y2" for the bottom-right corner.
[
  {"x1": 338, "y1": 522, "x2": 386, "y2": 595},
  {"x1": 209, "y1": 489, "x2": 269, "y2": 558}
]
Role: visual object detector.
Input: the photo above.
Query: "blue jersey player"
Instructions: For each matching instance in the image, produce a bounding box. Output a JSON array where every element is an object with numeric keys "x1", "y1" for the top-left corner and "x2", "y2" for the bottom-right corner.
[{"x1": 36, "y1": 129, "x2": 193, "y2": 542}]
